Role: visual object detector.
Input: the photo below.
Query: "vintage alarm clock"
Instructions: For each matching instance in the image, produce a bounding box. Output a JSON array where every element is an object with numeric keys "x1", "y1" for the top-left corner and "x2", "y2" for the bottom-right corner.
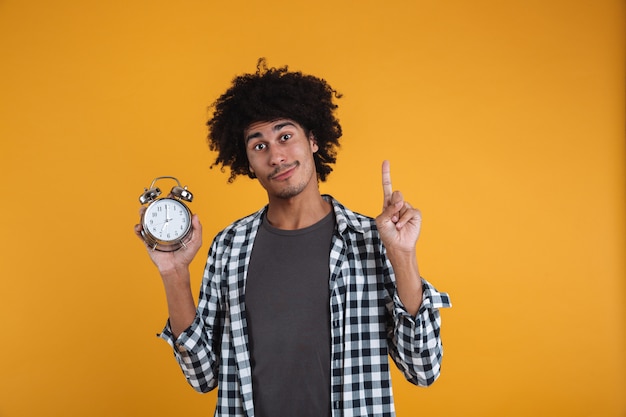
[{"x1": 139, "y1": 176, "x2": 193, "y2": 252}]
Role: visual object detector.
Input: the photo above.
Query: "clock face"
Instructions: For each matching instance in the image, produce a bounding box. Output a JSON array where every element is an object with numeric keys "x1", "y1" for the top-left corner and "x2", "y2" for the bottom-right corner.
[{"x1": 143, "y1": 198, "x2": 191, "y2": 243}]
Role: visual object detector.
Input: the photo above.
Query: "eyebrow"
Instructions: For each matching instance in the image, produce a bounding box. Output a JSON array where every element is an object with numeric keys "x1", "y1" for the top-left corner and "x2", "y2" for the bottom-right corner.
[{"x1": 245, "y1": 121, "x2": 297, "y2": 143}]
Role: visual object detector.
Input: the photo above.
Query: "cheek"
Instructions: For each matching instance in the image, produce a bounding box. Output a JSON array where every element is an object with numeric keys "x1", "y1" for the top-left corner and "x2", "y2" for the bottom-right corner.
[{"x1": 246, "y1": 150, "x2": 258, "y2": 168}]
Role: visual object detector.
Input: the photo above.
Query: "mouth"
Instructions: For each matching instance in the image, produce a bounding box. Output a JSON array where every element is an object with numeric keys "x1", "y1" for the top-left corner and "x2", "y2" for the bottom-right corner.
[{"x1": 270, "y1": 162, "x2": 299, "y2": 181}]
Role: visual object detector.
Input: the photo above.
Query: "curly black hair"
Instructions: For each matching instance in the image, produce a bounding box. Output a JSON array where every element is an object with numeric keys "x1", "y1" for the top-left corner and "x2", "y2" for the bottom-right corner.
[{"x1": 207, "y1": 58, "x2": 343, "y2": 182}]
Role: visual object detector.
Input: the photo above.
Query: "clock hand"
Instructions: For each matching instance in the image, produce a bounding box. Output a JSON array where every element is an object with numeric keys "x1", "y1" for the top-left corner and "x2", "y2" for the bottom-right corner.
[{"x1": 166, "y1": 204, "x2": 175, "y2": 222}]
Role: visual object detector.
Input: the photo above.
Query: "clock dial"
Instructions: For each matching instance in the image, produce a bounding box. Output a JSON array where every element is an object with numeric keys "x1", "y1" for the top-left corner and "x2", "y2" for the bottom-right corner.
[{"x1": 143, "y1": 198, "x2": 191, "y2": 244}]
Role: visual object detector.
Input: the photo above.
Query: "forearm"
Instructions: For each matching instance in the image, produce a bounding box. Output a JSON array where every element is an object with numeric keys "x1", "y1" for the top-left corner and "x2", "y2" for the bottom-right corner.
[
  {"x1": 160, "y1": 267, "x2": 197, "y2": 338},
  {"x1": 136, "y1": 213, "x2": 203, "y2": 338},
  {"x1": 157, "y1": 260, "x2": 222, "y2": 394},
  {"x1": 388, "y1": 252, "x2": 423, "y2": 316}
]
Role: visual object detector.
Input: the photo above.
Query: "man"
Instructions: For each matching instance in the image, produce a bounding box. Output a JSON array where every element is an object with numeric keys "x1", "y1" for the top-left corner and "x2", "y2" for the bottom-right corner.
[{"x1": 136, "y1": 60, "x2": 451, "y2": 417}]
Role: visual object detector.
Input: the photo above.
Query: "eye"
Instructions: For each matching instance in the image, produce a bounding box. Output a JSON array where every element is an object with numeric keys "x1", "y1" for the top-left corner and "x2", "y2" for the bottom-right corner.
[
  {"x1": 252, "y1": 143, "x2": 267, "y2": 151},
  {"x1": 280, "y1": 134, "x2": 292, "y2": 142}
]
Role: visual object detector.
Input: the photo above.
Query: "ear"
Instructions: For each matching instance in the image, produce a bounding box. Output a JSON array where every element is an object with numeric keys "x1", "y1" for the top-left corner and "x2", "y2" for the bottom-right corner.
[{"x1": 309, "y1": 133, "x2": 319, "y2": 153}]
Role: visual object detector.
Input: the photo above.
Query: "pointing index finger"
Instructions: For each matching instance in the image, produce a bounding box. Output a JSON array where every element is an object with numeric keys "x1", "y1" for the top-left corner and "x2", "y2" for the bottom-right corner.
[{"x1": 382, "y1": 160, "x2": 393, "y2": 208}]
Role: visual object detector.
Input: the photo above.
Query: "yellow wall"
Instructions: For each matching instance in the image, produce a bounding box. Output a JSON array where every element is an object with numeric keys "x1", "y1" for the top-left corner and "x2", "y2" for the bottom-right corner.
[{"x1": 1, "y1": 1, "x2": 624, "y2": 416}]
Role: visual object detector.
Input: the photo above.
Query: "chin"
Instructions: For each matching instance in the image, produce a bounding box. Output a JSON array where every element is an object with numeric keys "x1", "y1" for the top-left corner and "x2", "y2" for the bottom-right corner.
[{"x1": 272, "y1": 182, "x2": 309, "y2": 199}]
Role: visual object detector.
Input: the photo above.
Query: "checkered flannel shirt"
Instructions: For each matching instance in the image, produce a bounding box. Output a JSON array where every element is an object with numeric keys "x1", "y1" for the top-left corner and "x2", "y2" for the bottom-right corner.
[{"x1": 159, "y1": 195, "x2": 451, "y2": 417}]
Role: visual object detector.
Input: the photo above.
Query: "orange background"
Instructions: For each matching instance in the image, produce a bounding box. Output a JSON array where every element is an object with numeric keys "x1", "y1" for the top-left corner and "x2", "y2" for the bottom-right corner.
[{"x1": 1, "y1": 1, "x2": 624, "y2": 416}]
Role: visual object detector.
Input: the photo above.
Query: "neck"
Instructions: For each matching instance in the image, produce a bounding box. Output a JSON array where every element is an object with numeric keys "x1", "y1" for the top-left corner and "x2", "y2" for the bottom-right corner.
[{"x1": 265, "y1": 192, "x2": 331, "y2": 230}]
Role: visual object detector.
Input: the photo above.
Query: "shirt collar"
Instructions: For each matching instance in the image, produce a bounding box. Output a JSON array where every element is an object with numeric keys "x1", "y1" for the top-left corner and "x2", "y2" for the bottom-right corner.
[
  {"x1": 323, "y1": 194, "x2": 365, "y2": 235},
  {"x1": 241, "y1": 194, "x2": 366, "y2": 235}
]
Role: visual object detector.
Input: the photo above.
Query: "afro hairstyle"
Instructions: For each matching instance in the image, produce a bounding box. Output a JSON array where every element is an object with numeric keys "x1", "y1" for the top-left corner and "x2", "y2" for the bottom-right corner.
[{"x1": 207, "y1": 58, "x2": 343, "y2": 182}]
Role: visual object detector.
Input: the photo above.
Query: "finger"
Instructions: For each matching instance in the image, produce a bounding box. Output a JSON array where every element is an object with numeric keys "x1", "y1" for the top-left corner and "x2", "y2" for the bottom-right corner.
[
  {"x1": 380, "y1": 191, "x2": 404, "y2": 224},
  {"x1": 186, "y1": 214, "x2": 203, "y2": 247},
  {"x1": 135, "y1": 207, "x2": 147, "y2": 239},
  {"x1": 390, "y1": 191, "x2": 404, "y2": 222},
  {"x1": 134, "y1": 223, "x2": 144, "y2": 239},
  {"x1": 395, "y1": 204, "x2": 421, "y2": 230},
  {"x1": 191, "y1": 214, "x2": 202, "y2": 234},
  {"x1": 382, "y1": 160, "x2": 393, "y2": 208}
]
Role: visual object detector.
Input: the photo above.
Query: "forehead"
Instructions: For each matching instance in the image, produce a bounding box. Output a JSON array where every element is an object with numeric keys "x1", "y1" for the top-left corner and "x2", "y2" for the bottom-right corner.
[{"x1": 244, "y1": 119, "x2": 303, "y2": 139}]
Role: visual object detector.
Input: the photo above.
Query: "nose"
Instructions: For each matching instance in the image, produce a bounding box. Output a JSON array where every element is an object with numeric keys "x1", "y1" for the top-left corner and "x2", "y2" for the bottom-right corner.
[{"x1": 268, "y1": 145, "x2": 286, "y2": 166}]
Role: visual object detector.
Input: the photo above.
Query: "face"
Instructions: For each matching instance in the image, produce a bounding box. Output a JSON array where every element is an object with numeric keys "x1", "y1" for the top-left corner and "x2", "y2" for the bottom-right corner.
[
  {"x1": 143, "y1": 198, "x2": 191, "y2": 243},
  {"x1": 244, "y1": 119, "x2": 319, "y2": 200}
]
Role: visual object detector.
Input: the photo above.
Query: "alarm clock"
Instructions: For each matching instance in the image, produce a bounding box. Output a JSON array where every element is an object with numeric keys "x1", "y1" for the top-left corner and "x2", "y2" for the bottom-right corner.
[{"x1": 139, "y1": 176, "x2": 194, "y2": 252}]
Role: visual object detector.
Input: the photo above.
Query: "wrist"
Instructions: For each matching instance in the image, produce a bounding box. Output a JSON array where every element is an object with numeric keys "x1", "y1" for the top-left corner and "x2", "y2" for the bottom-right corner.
[{"x1": 159, "y1": 265, "x2": 191, "y2": 287}]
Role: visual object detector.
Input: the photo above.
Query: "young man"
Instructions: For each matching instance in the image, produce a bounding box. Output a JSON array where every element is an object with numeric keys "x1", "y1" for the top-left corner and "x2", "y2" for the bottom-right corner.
[{"x1": 136, "y1": 60, "x2": 451, "y2": 417}]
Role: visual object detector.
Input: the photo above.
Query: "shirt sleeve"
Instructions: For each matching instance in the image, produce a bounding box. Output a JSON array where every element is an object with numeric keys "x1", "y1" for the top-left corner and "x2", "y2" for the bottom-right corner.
[
  {"x1": 387, "y1": 277, "x2": 452, "y2": 386},
  {"x1": 157, "y1": 316, "x2": 219, "y2": 393}
]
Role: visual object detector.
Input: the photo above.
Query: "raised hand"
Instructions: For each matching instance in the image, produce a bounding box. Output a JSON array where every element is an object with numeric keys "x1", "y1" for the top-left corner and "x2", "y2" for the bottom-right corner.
[
  {"x1": 375, "y1": 160, "x2": 422, "y2": 255},
  {"x1": 375, "y1": 160, "x2": 423, "y2": 314}
]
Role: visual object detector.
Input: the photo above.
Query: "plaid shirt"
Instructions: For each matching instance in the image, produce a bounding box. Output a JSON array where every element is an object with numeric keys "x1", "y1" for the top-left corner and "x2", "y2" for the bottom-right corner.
[{"x1": 160, "y1": 196, "x2": 451, "y2": 417}]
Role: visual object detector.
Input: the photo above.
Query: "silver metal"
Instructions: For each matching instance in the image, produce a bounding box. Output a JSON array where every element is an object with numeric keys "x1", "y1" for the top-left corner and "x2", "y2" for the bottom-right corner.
[
  {"x1": 148, "y1": 176, "x2": 181, "y2": 190},
  {"x1": 138, "y1": 176, "x2": 194, "y2": 252},
  {"x1": 139, "y1": 176, "x2": 194, "y2": 204},
  {"x1": 171, "y1": 185, "x2": 193, "y2": 202},
  {"x1": 139, "y1": 187, "x2": 161, "y2": 204}
]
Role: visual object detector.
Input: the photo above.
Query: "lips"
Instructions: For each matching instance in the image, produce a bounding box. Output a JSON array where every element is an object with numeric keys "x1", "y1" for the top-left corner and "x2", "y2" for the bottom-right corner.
[{"x1": 270, "y1": 162, "x2": 299, "y2": 181}]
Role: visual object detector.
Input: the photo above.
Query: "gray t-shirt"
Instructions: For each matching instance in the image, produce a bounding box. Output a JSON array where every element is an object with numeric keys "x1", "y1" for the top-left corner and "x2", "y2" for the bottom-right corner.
[{"x1": 245, "y1": 210, "x2": 334, "y2": 417}]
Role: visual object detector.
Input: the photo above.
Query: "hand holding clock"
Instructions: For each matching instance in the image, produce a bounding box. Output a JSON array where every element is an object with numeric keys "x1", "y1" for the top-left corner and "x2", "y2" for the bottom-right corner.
[
  {"x1": 135, "y1": 207, "x2": 203, "y2": 272},
  {"x1": 134, "y1": 177, "x2": 203, "y2": 337},
  {"x1": 134, "y1": 210, "x2": 203, "y2": 337}
]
